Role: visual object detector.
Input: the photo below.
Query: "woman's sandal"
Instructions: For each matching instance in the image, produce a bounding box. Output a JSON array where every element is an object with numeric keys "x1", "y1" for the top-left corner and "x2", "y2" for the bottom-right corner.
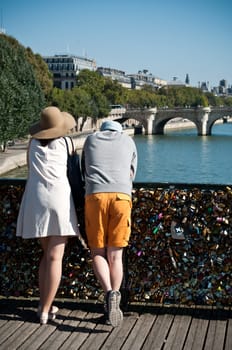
[
  {"x1": 37, "y1": 305, "x2": 59, "y2": 324},
  {"x1": 40, "y1": 312, "x2": 49, "y2": 325}
]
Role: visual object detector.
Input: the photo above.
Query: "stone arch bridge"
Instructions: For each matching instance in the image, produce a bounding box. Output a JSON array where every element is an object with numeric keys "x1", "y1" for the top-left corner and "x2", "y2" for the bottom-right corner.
[{"x1": 112, "y1": 107, "x2": 232, "y2": 136}]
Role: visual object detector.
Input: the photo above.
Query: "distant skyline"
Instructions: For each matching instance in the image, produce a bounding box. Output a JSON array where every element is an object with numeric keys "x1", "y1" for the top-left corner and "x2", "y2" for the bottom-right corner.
[{"x1": 1, "y1": 0, "x2": 231, "y2": 88}]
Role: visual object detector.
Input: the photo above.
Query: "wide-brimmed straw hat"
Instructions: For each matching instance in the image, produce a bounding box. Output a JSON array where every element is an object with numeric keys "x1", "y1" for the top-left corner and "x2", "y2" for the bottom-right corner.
[{"x1": 29, "y1": 106, "x2": 76, "y2": 139}]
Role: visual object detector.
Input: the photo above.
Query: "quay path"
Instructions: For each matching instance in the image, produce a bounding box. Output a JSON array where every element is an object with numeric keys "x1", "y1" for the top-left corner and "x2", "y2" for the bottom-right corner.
[{"x1": 0, "y1": 297, "x2": 231, "y2": 350}]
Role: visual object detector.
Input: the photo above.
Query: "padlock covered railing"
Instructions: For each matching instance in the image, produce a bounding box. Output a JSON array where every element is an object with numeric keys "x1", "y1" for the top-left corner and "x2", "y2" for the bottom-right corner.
[{"x1": 0, "y1": 179, "x2": 231, "y2": 308}]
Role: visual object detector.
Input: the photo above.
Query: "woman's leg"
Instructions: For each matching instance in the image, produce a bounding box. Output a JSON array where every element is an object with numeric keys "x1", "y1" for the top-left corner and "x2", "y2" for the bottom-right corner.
[
  {"x1": 39, "y1": 237, "x2": 49, "y2": 307},
  {"x1": 39, "y1": 236, "x2": 67, "y2": 314}
]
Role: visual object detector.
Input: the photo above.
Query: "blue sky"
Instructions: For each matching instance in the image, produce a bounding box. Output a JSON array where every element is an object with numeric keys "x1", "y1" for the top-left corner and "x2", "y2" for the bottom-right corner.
[{"x1": 1, "y1": 0, "x2": 231, "y2": 88}]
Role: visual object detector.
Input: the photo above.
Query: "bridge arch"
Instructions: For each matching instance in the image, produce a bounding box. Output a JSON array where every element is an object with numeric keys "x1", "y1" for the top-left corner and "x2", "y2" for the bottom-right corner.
[
  {"x1": 154, "y1": 116, "x2": 197, "y2": 134},
  {"x1": 104, "y1": 106, "x2": 232, "y2": 136},
  {"x1": 205, "y1": 109, "x2": 232, "y2": 135},
  {"x1": 153, "y1": 114, "x2": 226, "y2": 135}
]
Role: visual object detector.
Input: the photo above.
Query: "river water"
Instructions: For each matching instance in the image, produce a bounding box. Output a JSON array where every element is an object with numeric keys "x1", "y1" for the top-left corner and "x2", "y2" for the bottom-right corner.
[
  {"x1": 135, "y1": 122, "x2": 232, "y2": 185},
  {"x1": 2, "y1": 122, "x2": 232, "y2": 185}
]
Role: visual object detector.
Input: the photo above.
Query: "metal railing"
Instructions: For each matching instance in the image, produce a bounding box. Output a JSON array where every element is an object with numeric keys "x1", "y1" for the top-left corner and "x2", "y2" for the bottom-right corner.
[{"x1": 0, "y1": 179, "x2": 231, "y2": 308}]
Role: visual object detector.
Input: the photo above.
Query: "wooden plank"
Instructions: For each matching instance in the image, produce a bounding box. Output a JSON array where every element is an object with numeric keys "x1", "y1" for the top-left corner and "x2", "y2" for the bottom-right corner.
[
  {"x1": 17, "y1": 305, "x2": 72, "y2": 350},
  {"x1": 100, "y1": 313, "x2": 139, "y2": 350},
  {"x1": 77, "y1": 314, "x2": 112, "y2": 350},
  {"x1": 204, "y1": 319, "x2": 227, "y2": 350},
  {"x1": 17, "y1": 324, "x2": 57, "y2": 350},
  {"x1": 0, "y1": 320, "x2": 8, "y2": 328},
  {"x1": 183, "y1": 317, "x2": 209, "y2": 350},
  {"x1": 224, "y1": 318, "x2": 232, "y2": 350},
  {"x1": 59, "y1": 311, "x2": 104, "y2": 350},
  {"x1": 0, "y1": 320, "x2": 24, "y2": 345},
  {"x1": 0, "y1": 322, "x2": 41, "y2": 350},
  {"x1": 142, "y1": 313, "x2": 174, "y2": 350},
  {"x1": 121, "y1": 313, "x2": 156, "y2": 350},
  {"x1": 38, "y1": 309, "x2": 87, "y2": 350},
  {"x1": 163, "y1": 314, "x2": 191, "y2": 350},
  {"x1": 183, "y1": 306, "x2": 210, "y2": 350}
]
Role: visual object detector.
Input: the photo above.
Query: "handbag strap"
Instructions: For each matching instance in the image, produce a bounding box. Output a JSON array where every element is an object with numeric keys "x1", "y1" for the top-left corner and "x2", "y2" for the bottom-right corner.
[{"x1": 63, "y1": 136, "x2": 75, "y2": 155}]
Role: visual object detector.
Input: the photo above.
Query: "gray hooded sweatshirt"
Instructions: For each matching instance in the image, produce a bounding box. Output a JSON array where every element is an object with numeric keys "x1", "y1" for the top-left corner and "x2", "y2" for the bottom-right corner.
[{"x1": 82, "y1": 130, "x2": 137, "y2": 196}]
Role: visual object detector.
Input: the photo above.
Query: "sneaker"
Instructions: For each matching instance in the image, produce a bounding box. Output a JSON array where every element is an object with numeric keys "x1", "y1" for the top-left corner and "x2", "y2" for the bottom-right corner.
[{"x1": 107, "y1": 290, "x2": 123, "y2": 327}]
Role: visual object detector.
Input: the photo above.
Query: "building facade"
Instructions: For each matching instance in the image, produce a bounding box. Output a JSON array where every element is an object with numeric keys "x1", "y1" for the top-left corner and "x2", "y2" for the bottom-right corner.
[
  {"x1": 127, "y1": 71, "x2": 167, "y2": 89},
  {"x1": 97, "y1": 67, "x2": 167, "y2": 90},
  {"x1": 97, "y1": 67, "x2": 132, "y2": 88},
  {"x1": 43, "y1": 55, "x2": 168, "y2": 91},
  {"x1": 43, "y1": 54, "x2": 97, "y2": 90}
]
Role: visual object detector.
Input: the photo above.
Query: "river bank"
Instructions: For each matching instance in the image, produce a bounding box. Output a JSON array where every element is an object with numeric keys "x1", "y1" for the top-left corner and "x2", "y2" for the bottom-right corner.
[
  {"x1": 0, "y1": 128, "x2": 136, "y2": 176},
  {"x1": 0, "y1": 119, "x2": 220, "y2": 177}
]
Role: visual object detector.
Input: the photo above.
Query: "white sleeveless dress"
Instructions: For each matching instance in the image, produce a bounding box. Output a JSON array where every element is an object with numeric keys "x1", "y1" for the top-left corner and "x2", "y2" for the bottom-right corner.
[{"x1": 16, "y1": 137, "x2": 80, "y2": 238}]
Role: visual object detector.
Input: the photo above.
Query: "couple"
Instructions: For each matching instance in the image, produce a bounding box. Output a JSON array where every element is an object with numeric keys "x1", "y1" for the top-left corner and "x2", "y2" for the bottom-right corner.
[{"x1": 16, "y1": 106, "x2": 138, "y2": 328}]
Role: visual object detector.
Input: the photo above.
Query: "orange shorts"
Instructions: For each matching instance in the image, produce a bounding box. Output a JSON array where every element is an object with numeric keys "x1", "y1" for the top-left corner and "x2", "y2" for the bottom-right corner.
[{"x1": 85, "y1": 192, "x2": 132, "y2": 248}]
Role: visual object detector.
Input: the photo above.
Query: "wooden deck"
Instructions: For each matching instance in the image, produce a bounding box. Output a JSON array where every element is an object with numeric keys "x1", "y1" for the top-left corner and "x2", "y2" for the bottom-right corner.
[{"x1": 0, "y1": 298, "x2": 231, "y2": 350}]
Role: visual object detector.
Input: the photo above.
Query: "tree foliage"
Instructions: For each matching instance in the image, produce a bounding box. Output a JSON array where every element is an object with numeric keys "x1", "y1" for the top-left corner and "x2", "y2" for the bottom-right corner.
[
  {"x1": 223, "y1": 97, "x2": 232, "y2": 106},
  {"x1": 158, "y1": 86, "x2": 209, "y2": 107},
  {"x1": 25, "y1": 48, "x2": 53, "y2": 99},
  {"x1": 103, "y1": 78, "x2": 127, "y2": 106},
  {"x1": 0, "y1": 34, "x2": 45, "y2": 148},
  {"x1": 50, "y1": 87, "x2": 93, "y2": 129},
  {"x1": 76, "y1": 70, "x2": 110, "y2": 119}
]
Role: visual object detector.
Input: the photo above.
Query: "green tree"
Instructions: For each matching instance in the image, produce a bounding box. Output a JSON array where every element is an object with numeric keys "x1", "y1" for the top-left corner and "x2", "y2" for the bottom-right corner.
[
  {"x1": 50, "y1": 87, "x2": 93, "y2": 130},
  {"x1": 76, "y1": 70, "x2": 110, "y2": 119},
  {"x1": 68, "y1": 87, "x2": 93, "y2": 130},
  {"x1": 204, "y1": 92, "x2": 222, "y2": 106},
  {"x1": 158, "y1": 86, "x2": 209, "y2": 108},
  {"x1": 224, "y1": 97, "x2": 232, "y2": 107},
  {"x1": 25, "y1": 48, "x2": 53, "y2": 99},
  {"x1": 0, "y1": 34, "x2": 45, "y2": 150},
  {"x1": 103, "y1": 78, "x2": 127, "y2": 106},
  {"x1": 49, "y1": 87, "x2": 66, "y2": 109}
]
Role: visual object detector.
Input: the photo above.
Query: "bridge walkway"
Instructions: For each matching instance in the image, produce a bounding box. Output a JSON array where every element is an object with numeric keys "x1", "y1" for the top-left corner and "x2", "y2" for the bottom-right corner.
[{"x1": 0, "y1": 298, "x2": 231, "y2": 349}]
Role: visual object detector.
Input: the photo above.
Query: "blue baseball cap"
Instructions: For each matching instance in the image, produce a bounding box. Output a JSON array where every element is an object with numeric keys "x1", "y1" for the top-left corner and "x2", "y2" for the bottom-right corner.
[{"x1": 100, "y1": 120, "x2": 122, "y2": 132}]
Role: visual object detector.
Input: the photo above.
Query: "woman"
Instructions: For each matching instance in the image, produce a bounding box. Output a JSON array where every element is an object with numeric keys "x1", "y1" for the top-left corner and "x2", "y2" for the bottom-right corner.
[{"x1": 16, "y1": 106, "x2": 80, "y2": 325}]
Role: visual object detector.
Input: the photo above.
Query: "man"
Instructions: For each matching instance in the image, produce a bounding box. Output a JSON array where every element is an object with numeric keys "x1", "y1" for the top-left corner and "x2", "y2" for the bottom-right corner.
[{"x1": 81, "y1": 120, "x2": 137, "y2": 327}]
